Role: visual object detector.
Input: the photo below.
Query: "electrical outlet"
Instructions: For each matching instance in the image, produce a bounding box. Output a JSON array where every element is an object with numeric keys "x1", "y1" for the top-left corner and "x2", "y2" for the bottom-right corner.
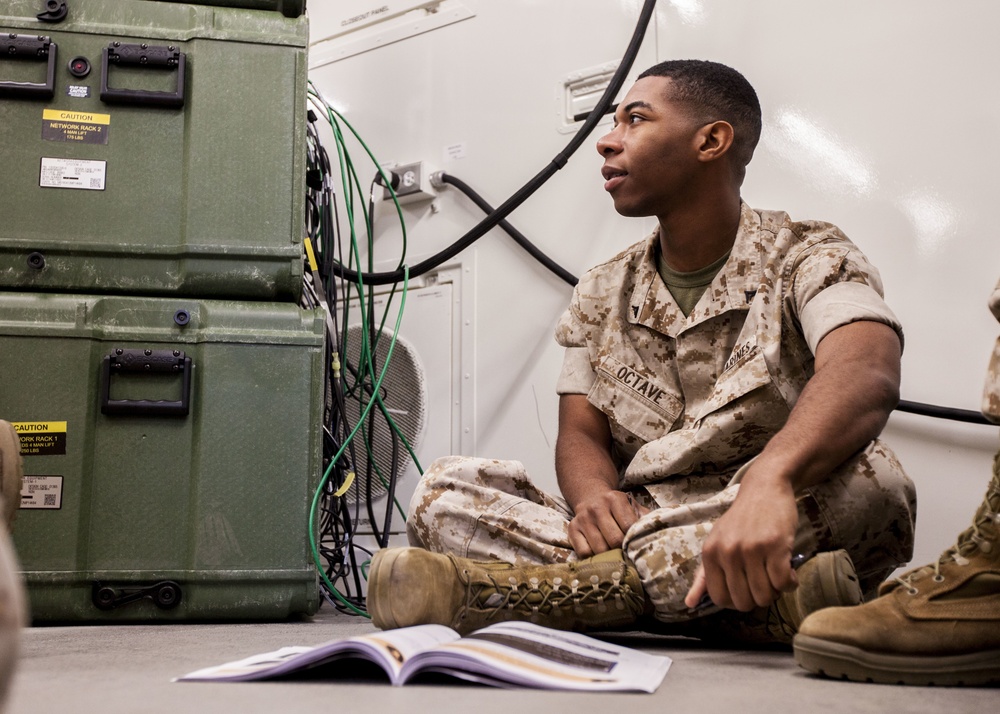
[{"x1": 382, "y1": 161, "x2": 437, "y2": 204}]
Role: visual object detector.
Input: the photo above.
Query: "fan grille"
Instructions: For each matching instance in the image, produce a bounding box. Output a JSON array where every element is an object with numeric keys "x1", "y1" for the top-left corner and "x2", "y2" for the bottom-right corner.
[{"x1": 342, "y1": 325, "x2": 427, "y2": 502}]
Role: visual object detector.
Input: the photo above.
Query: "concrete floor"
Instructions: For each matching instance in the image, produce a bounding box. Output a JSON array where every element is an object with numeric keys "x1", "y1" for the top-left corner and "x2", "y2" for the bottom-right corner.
[{"x1": 5, "y1": 606, "x2": 996, "y2": 714}]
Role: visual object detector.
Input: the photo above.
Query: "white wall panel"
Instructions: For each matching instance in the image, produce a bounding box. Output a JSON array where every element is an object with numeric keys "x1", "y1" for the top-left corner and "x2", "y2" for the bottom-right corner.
[{"x1": 308, "y1": 0, "x2": 999, "y2": 569}]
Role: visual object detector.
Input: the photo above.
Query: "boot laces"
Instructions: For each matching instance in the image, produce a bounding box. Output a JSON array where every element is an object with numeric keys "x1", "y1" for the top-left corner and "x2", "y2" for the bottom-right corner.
[
  {"x1": 462, "y1": 568, "x2": 633, "y2": 624},
  {"x1": 896, "y1": 474, "x2": 1000, "y2": 594}
]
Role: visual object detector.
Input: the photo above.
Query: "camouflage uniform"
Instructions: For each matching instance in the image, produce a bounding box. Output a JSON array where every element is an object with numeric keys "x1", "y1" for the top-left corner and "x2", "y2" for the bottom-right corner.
[{"x1": 408, "y1": 204, "x2": 917, "y2": 623}]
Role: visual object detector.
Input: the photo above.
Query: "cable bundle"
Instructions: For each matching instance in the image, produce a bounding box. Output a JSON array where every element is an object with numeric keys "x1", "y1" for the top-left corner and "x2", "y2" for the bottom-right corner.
[{"x1": 303, "y1": 84, "x2": 421, "y2": 616}]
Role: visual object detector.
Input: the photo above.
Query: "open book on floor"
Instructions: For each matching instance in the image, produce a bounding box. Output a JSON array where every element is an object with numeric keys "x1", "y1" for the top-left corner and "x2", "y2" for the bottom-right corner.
[{"x1": 177, "y1": 621, "x2": 671, "y2": 693}]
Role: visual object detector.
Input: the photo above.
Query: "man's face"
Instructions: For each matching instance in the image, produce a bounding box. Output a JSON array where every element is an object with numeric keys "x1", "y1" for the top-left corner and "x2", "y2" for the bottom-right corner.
[{"x1": 597, "y1": 76, "x2": 706, "y2": 218}]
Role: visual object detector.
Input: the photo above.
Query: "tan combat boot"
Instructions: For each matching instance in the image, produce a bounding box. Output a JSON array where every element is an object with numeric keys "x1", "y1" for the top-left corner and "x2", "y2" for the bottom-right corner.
[
  {"x1": 0, "y1": 421, "x2": 28, "y2": 708},
  {"x1": 793, "y1": 450, "x2": 1000, "y2": 686},
  {"x1": 367, "y1": 547, "x2": 646, "y2": 635},
  {"x1": 654, "y1": 549, "x2": 862, "y2": 646}
]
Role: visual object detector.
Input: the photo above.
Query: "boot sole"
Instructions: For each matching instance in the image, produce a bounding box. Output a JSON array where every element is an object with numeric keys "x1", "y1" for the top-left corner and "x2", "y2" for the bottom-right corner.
[{"x1": 794, "y1": 633, "x2": 1000, "y2": 686}]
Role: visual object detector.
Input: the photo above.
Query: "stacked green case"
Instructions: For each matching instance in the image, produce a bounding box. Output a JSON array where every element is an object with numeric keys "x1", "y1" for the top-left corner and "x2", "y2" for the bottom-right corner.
[
  {"x1": 0, "y1": 0, "x2": 309, "y2": 300},
  {"x1": 4, "y1": 292, "x2": 324, "y2": 621},
  {"x1": 1, "y1": 1, "x2": 324, "y2": 622}
]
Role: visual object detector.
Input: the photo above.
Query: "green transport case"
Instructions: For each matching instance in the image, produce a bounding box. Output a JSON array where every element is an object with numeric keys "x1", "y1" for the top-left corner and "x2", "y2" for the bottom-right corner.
[
  {"x1": 0, "y1": 0, "x2": 309, "y2": 300},
  {"x1": 1, "y1": 291, "x2": 325, "y2": 621}
]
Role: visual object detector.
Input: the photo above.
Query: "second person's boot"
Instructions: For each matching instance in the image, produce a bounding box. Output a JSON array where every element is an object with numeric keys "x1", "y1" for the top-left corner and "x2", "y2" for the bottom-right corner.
[{"x1": 793, "y1": 450, "x2": 1000, "y2": 686}]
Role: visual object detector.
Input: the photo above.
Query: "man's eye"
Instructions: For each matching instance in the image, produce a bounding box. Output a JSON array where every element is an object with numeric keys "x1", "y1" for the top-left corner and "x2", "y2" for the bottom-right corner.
[{"x1": 628, "y1": 114, "x2": 644, "y2": 123}]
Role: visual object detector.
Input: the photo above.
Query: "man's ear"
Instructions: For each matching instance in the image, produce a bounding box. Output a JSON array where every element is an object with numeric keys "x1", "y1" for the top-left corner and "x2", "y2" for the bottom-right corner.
[{"x1": 695, "y1": 120, "x2": 735, "y2": 163}]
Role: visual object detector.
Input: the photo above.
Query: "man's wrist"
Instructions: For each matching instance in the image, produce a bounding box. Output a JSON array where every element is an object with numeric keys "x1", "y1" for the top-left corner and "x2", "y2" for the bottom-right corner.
[
  {"x1": 740, "y1": 454, "x2": 800, "y2": 495},
  {"x1": 562, "y1": 478, "x2": 619, "y2": 512}
]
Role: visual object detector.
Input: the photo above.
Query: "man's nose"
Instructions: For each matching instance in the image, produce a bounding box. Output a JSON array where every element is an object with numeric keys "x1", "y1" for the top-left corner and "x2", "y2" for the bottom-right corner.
[{"x1": 596, "y1": 128, "x2": 622, "y2": 156}]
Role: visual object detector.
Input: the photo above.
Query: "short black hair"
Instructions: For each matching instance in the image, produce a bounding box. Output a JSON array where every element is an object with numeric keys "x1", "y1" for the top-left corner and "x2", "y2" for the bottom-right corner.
[{"x1": 637, "y1": 59, "x2": 761, "y2": 171}]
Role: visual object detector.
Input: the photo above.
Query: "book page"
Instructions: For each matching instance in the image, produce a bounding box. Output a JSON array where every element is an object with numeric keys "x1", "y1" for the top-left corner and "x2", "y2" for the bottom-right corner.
[
  {"x1": 351, "y1": 624, "x2": 462, "y2": 680},
  {"x1": 176, "y1": 624, "x2": 460, "y2": 684},
  {"x1": 401, "y1": 621, "x2": 671, "y2": 692},
  {"x1": 177, "y1": 646, "x2": 323, "y2": 682}
]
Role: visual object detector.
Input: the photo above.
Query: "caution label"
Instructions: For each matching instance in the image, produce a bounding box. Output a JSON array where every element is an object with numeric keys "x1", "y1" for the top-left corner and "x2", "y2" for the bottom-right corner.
[
  {"x1": 12, "y1": 422, "x2": 67, "y2": 456},
  {"x1": 41, "y1": 109, "x2": 110, "y2": 145},
  {"x1": 21, "y1": 475, "x2": 63, "y2": 510}
]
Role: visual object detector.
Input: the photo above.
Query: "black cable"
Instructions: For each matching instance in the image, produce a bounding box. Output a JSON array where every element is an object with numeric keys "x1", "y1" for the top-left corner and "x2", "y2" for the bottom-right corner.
[
  {"x1": 380, "y1": 426, "x2": 401, "y2": 549},
  {"x1": 895, "y1": 400, "x2": 993, "y2": 426},
  {"x1": 437, "y1": 172, "x2": 578, "y2": 286},
  {"x1": 340, "y1": 496, "x2": 365, "y2": 600},
  {"x1": 362, "y1": 198, "x2": 383, "y2": 545},
  {"x1": 364, "y1": 408, "x2": 383, "y2": 545},
  {"x1": 341, "y1": 350, "x2": 399, "y2": 549},
  {"x1": 329, "y1": 0, "x2": 657, "y2": 286}
]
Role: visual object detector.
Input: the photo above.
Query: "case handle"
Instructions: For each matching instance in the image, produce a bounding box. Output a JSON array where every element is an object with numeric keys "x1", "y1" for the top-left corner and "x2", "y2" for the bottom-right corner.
[
  {"x1": 100, "y1": 348, "x2": 192, "y2": 417},
  {"x1": 100, "y1": 42, "x2": 185, "y2": 108},
  {"x1": 0, "y1": 34, "x2": 56, "y2": 100}
]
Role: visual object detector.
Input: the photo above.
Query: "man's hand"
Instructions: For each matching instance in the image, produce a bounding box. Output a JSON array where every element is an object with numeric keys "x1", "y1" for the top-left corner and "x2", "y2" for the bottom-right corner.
[
  {"x1": 558, "y1": 394, "x2": 648, "y2": 557},
  {"x1": 684, "y1": 469, "x2": 799, "y2": 611},
  {"x1": 568, "y1": 489, "x2": 650, "y2": 558}
]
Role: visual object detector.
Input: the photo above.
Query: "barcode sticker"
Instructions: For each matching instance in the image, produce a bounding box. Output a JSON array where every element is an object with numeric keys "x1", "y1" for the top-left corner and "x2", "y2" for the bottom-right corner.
[
  {"x1": 20, "y1": 475, "x2": 63, "y2": 510},
  {"x1": 39, "y1": 157, "x2": 107, "y2": 191}
]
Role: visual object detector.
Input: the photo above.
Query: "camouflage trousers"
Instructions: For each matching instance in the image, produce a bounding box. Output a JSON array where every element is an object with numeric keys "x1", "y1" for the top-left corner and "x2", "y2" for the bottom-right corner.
[{"x1": 406, "y1": 439, "x2": 916, "y2": 623}]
